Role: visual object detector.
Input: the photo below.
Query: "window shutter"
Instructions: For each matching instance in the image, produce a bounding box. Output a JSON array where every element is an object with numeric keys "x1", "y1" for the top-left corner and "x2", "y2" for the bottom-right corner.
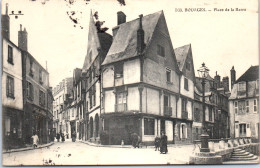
[{"x1": 6, "y1": 77, "x2": 9, "y2": 97}]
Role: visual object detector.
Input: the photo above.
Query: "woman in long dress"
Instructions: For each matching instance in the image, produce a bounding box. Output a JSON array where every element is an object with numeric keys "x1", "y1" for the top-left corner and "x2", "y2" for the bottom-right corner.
[{"x1": 160, "y1": 132, "x2": 168, "y2": 154}]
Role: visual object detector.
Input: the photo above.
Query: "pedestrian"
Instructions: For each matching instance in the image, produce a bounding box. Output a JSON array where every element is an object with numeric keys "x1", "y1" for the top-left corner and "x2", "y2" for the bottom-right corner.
[
  {"x1": 160, "y1": 131, "x2": 168, "y2": 154},
  {"x1": 131, "y1": 133, "x2": 140, "y2": 148},
  {"x1": 31, "y1": 132, "x2": 39, "y2": 149},
  {"x1": 72, "y1": 131, "x2": 76, "y2": 142},
  {"x1": 154, "y1": 136, "x2": 160, "y2": 151},
  {"x1": 61, "y1": 133, "x2": 65, "y2": 142},
  {"x1": 56, "y1": 133, "x2": 60, "y2": 142},
  {"x1": 5, "y1": 132, "x2": 11, "y2": 152}
]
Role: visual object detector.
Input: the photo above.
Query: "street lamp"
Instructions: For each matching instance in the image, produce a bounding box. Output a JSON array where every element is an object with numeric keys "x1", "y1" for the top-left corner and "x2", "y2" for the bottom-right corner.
[{"x1": 197, "y1": 62, "x2": 210, "y2": 152}]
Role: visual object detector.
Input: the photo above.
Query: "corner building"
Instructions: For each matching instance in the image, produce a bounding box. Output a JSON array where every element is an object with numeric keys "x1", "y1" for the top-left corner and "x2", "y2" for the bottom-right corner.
[{"x1": 102, "y1": 11, "x2": 182, "y2": 145}]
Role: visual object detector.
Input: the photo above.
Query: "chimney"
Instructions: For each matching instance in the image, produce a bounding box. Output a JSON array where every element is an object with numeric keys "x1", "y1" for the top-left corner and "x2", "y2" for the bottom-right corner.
[
  {"x1": 18, "y1": 24, "x2": 28, "y2": 51},
  {"x1": 230, "y1": 66, "x2": 236, "y2": 89},
  {"x1": 1, "y1": 3, "x2": 10, "y2": 39},
  {"x1": 137, "y1": 14, "x2": 145, "y2": 54},
  {"x1": 222, "y1": 76, "x2": 229, "y2": 92},
  {"x1": 214, "y1": 71, "x2": 221, "y2": 88},
  {"x1": 112, "y1": 11, "x2": 126, "y2": 38},
  {"x1": 117, "y1": 11, "x2": 126, "y2": 25}
]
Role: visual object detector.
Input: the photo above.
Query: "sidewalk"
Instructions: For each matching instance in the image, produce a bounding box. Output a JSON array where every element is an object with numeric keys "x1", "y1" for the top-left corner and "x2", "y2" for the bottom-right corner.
[
  {"x1": 80, "y1": 140, "x2": 194, "y2": 149},
  {"x1": 3, "y1": 142, "x2": 54, "y2": 154}
]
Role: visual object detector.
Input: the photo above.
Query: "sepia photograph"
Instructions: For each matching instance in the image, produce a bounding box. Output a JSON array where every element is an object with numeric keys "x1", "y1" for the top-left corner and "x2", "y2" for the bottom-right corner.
[{"x1": 1, "y1": 0, "x2": 259, "y2": 166}]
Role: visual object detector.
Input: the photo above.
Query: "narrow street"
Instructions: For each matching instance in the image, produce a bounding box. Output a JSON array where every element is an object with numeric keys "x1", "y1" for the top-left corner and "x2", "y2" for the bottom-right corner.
[{"x1": 3, "y1": 142, "x2": 195, "y2": 166}]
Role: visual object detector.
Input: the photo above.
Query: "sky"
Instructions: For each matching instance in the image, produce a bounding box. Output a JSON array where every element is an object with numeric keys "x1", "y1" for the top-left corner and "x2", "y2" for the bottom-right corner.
[{"x1": 1, "y1": 0, "x2": 259, "y2": 89}]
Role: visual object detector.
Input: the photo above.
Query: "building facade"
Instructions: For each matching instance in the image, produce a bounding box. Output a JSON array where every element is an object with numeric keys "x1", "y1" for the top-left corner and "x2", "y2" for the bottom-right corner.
[
  {"x1": 175, "y1": 44, "x2": 195, "y2": 144},
  {"x1": 2, "y1": 30, "x2": 24, "y2": 148},
  {"x1": 81, "y1": 12, "x2": 112, "y2": 143},
  {"x1": 2, "y1": 4, "x2": 53, "y2": 148},
  {"x1": 101, "y1": 11, "x2": 188, "y2": 145},
  {"x1": 52, "y1": 77, "x2": 73, "y2": 137},
  {"x1": 229, "y1": 66, "x2": 259, "y2": 141}
]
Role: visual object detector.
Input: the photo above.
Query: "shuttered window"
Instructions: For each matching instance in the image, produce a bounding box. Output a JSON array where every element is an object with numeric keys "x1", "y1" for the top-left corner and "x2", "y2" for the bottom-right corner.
[{"x1": 6, "y1": 76, "x2": 14, "y2": 98}]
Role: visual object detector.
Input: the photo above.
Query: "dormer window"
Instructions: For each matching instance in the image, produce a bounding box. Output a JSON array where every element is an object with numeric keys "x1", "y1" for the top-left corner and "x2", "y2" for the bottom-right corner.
[
  {"x1": 238, "y1": 82, "x2": 246, "y2": 91},
  {"x1": 157, "y1": 45, "x2": 165, "y2": 57},
  {"x1": 186, "y1": 62, "x2": 191, "y2": 71},
  {"x1": 115, "y1": 62, "x2": 123, "y2": 78}
]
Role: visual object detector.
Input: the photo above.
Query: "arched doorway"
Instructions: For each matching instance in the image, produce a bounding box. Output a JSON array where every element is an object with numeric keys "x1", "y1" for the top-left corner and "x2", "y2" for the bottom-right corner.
[
  {"x1": 89, "y1": 117, "x2": 93, "y2": 138},
  {"x1": 95, "y1": 114, "x2": 99, "y2": 137}
]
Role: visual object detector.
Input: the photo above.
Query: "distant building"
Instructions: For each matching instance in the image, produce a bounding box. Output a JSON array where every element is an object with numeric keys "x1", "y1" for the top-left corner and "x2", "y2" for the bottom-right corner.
[
  {"x1": 229, "y1": 66, "x2": 259, "y2": 141},
  {"x1": 52, "y1": 77, "x2": 73, "y2": 136},
  {"x1": 175, "y1": 44, "x2": 195, "y2": 144}
]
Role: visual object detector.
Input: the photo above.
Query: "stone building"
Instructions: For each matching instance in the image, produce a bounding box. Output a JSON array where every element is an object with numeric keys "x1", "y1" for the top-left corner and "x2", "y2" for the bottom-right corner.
[
  {"x1": 101, "y1": 11, "x2": 184, "y2": 145},
  {"x1": 174, "y1": 44, "x2": 195, "y2": 144},
  {"x1": 81, "y1": 12, "x2": 112, "y2": 143},
  {"x1": 193, "y1": 76, "x2": 216, "y2": 140},
  {"x1": 229, "y1": 66, "x2": 259, "y2": 141},
  {"x1": 21, "y1": 33, "x2": 53, "y2": 144},
  {"x1": 52, "y1": 77, "x2": 73, "y2": 136},
  {"x1": 2, "y1": 4, "x2": 24, "y2": 148}
]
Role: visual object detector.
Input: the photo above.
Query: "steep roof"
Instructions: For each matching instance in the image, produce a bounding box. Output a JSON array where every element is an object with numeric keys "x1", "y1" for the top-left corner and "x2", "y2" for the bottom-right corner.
[
  {"x1": 236, "y1": 65, "x2": 259, "y2": 83},
  {"x1": 175, "y1": 44, "x2": 191, "y2": 71},
  {"x1": 102, "y1": 11, "x2": 163, "y2": 65},
  {"x1": 82, "y1": 11, "x2": 112, "y2": 73}
]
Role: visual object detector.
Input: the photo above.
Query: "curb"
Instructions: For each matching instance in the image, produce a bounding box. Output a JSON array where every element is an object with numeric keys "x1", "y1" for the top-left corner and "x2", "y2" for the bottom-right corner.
[
  {"x1": 80, "y1": 140, "x2": 133, "y2": 148},
  {"x1": 79, "y1": 140, "x2": 193, "y2": 149},
  {"x1": 3, "y1": 142, "x2": 55, "y2": 154}
]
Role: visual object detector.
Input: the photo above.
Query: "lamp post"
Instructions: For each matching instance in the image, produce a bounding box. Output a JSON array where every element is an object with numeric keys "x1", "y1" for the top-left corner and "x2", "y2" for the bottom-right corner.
[{"x1": 197, "y1": 62, "x2": 210, "y2": 152}]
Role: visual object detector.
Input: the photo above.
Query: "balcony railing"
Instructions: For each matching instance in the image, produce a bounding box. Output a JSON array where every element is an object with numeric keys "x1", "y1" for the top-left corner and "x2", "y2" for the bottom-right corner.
[
  {"x1": 115, "y1": 77, "x2": 124, "y2": 86},
  {"x1": 115, "y1": 103, "x2": 127, "y2": 112},
  {"x1": 182, "y1": 111, "x2": 188, "y2": 119},
  {"x1": 164, "y1": 106, "x2": 172, "y2": 116}
]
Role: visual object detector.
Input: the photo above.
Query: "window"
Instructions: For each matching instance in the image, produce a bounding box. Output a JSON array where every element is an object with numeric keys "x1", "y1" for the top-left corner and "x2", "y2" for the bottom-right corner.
[
  {"x1": 238, "y1": 82, "x2": 246, "y2": 91},
  {"x1": 238, "y1": 101, "x2": 246, "y2": 114},
  {"x1": 164, "y1": 95, "x2": 169, "y2": 107},
  {"x1": 234, "y1": 101, "x2": 238, "y2": 114},
  {"x1": 254, "y1": 99, "x2": 257, "y2": 112},
  {"x1": 93, "y1": 66, "x2": 96, "y2": 80},
  {"x1": 186, "y1": 62, "x2": 190, "y2": 71},
  {"x1": 184, "y1": 78, "x2": 189, "y2": 91},
  {"x1": 239, "y1": 124, "x2": 246, "y2": 137},
  {"x1": 157, "y1": 45, "x2": 165, "y2": 57},
  {"x1": 93, "y1": 84, "x2": 96, "y2": 106},
  {"x1": 39, "y1": 70, "x2": 43, "y2": 84},
  {"x1": 246, "y1": 100, "x2": 249, "y2": 113},
  {"x1": 89, "y1": 88, "x2": 92, "y2": 108},
  {"x1": 39, "y1": 90, "x2": 45, "y2": 106},
  {"x1": 29, "y1": 59, "x2": 34, "y2": 77},
  {"x1": 7, "y1": 45, "x2": 13, "y2": 64},
  {"x1": 89, "y1": 51, "x2": 92, "y2": 63},
  {"x1": 6, "y1": 76, "x2": 14, "y2": 98},
  {"x1": 89, "y1": 67, "x2": 92, "y2": 83},
  {"x1": 209, "y1": 108, "x2": 212, "y2": 121},
  {"x1": 182, "y1": 98, "x2": 187, "y2": 112},
  {"x1": 166, "y1": 68, "x2": 171, "y2": 83},
  {"x1": 256, "y1": 80, "x2": 259, "y2": 90},
  {"x1": 144, "y1": 118, "x2": 155, "y2": 135},
  {"x1": 115, "y1": 63, "x2": 123, "y2": 78},
  {"x1": 26, "y1": 81, "x2": 34, "y2": 100}
]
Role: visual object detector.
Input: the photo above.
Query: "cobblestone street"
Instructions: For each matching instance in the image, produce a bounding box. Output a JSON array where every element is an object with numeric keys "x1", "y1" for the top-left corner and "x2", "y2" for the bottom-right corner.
[{"x1": 3, "y1": 141, "x2": 195, "y2": 166}]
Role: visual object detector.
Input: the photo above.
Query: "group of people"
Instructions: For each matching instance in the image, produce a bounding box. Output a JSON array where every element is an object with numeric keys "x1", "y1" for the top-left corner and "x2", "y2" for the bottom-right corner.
[
  {"x1": 154, "y1": 132, "x2": 168, "y2": 154},
  {"x1": 56, "y1": 132, "x2": 66, "y2": 142},
  {"x1": 131, "y1": 131, "x2": 168, "y2": 154}
]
